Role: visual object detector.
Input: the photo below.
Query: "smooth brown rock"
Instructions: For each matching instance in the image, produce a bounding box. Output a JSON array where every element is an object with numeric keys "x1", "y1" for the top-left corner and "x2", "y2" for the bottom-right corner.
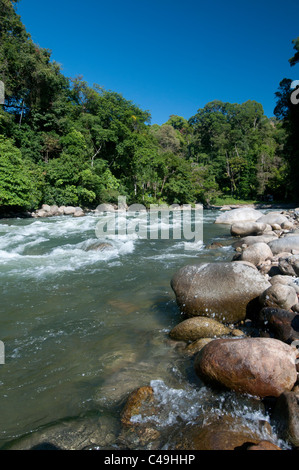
[
  {"x1": 121, "y1": 386, "x2": 156, "y2": 427},
  {"x1": 194, "y1": 337, "x2": 298, "y2": 398},
  {"x1": 169, "y1": 317, "x2": 231, "y2": 342},
  {"x1": 175, "y1": 415, "x2": 267, "y2": 451}
]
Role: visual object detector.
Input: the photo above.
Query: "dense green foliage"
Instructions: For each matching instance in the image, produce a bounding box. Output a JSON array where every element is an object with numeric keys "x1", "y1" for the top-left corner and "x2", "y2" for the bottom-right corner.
[{"x1": 0, "y1": 1, "x2": 297, "y2": 212}]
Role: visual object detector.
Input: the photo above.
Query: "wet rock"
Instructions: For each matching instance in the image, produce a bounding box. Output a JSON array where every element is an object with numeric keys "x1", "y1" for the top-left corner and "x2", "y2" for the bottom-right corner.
[
  {"x1": 194, "y1": 337, "x2": 298, "y2": 398},
  {"x1": 259, "y1": 284, "x2": 298, "y2": 311},
  {"x1": 86, "y1": 242, "x2": 113, "y2": 252},
  {"x1": 171, "y1": 262, "x2": 271, "y2": 324},
  {"x1": 272, "y1": 391, "x2": 299, "y2": 448},
  {"x1": 205, "y1": 242, "x2": 223, "y2": 249},
  {"x1": 175, "y1": 415, "x2": 270, "y2": 451},
  {"x1": 184, "y1": 338, "x2": 214, "y2": 356},
  {"x1": 240, "y1": 242, "x2": 273, "y2": 267},
  {"x1": 255, "y1": 307, "x2": 299, "y2": 344},
  {"x1": 119, "y1": 386, "x2": 161, "y2": 450},
  {"x1": 3, "y1": 415, "x2": 119, "y2": 450},
  {"x1": 215, "y1": 208, "x2": 264, "y2": 225},
  {"x1": 230, "y1": 222, "x2": 267, "y2": 237},
  {"x1": 246, "y1": 441, "x2": 282, "y2": 450},
  {"x1": 169, "y1": 317, "x2": 232, "y2": 342},
  {"x1": 121, "y1": 386, "x2": 156, "y2": 427},
  {"x1": 268, "y1": 236, "x2": 299, "y2": 255}
]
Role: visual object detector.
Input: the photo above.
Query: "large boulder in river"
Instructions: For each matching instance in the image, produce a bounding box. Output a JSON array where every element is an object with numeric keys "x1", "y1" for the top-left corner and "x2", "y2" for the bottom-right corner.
[
  {"x1": 194, "y1": 337, "x2": 298, "y2": 398},
  {"x1": 171, "y1": 262, "x2": 271, "y2": 324},
  {"x1": 215, "y1": 208, "x2": 264, "y2": 225},
  {"x1": 268, "y1": 236, "x2": 299, "y2": 255}
]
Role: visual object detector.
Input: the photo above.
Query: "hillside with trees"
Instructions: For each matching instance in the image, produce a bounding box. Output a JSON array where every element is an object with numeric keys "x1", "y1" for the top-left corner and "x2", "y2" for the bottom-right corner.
[{"x1": 0, "y1": 0, "x2": 298, "y2": 213}]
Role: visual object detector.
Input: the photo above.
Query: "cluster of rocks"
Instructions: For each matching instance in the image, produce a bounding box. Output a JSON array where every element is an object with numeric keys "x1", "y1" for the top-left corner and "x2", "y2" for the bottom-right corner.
[
  {"x1": 32, "y1": 204, "x2": 85, "y2": 218},
  {"x1": 163, "y1": 206, "x2": 299, "y2": 450}
]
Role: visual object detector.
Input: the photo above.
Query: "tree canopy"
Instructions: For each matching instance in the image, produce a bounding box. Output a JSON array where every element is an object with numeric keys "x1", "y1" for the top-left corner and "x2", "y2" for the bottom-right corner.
[{"x1": 0, "y1": 0, "x2": 297, "y2": 212}]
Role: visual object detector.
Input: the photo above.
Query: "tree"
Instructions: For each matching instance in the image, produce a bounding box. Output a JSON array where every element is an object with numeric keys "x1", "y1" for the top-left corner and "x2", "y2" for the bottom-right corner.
[
  {"x1": 0, "y1": 134, "x2": 42, "y2": 210},
  {"x1": 289, "y1": 37, "x2": 299, "y2": 66}
]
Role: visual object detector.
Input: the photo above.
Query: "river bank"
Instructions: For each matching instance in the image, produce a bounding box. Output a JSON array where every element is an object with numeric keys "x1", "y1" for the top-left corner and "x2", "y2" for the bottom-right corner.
[{"x1": 1, "y1": 200, "x2": 298, "y2": 220}]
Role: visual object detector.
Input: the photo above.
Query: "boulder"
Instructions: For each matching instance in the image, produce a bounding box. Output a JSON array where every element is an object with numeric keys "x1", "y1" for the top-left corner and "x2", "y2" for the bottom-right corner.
[
  {"x1": 194, "y1": 337, "x2": 298, "y2": 398},
  {"x1": 214, "y1": 208, "x2": 264, "y2": 225},
  {"x1": 230, "y1": 222, "x2": 267, "y2": 237},
  {"x1": 41, "y1": 204, "x2": 52, "y2": 213},
  {"x1": 240, "y1": 242, "x2": 273, "y2": 266},
  {"x1": 169, "y1": 317, "x2": 232, "y2": 342},
  {"x1": 272, "y1": 391, "x2": 299, "y2": 448},
  {"x1": 175, "y1": 415, "x2": 271, "y2": 451},
  {"x1": 247, "y1": 441, "x2": 282, "y2": 450},
  {"x1": 268, "y1": 236, "x2": 299, "y2": 255},
  {"x1": 171, "y1": 262, "x2": 271, "y2": 324},
  {"x1": 256, "y1": 307, "x2": 299, "y2": 344},
  {"x1": 259, "y1": 284, "x2": 298, "y2": 311},
  {"x1": 256, "y1": 212, "x2": 289, "y2": 227},
  {"x1": 233, "y1": 233, "x2": 278, "y2": 249},
  {"x1": 279, "y1": 254, "x2": 299, "y2": 277},
  {"x1": 270, "y1": 274, "x2": 299, "y2": 292},
  {"x1": 63, "y1": 206, "x2": 77, "y2": 215}
]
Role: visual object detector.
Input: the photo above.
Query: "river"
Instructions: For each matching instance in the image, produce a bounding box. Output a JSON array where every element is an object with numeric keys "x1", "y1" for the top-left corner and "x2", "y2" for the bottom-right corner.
[{"x1": 0, "y1": 209, "x2": 289, "y2": 449}]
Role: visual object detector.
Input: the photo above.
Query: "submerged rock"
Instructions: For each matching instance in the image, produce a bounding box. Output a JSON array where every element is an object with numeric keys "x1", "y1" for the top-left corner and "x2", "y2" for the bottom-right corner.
[
  {"x1": 175, "y1": 415, "x2": 271, "y2": 451},
  {"x1": 86, "y1": 242, "x2": 113, "y2": 252},
  {"x1": 194, "y1": 337, "x2": 298, "y2": 398},
  {"x1": 171, "y1": 262, "x2": 271, "y2": 324}
]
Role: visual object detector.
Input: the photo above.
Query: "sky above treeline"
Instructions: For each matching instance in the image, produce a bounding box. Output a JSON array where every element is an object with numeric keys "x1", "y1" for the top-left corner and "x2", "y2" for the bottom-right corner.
[{"x1": 16, "y1": 0, "x2": 299, "y2": 125}]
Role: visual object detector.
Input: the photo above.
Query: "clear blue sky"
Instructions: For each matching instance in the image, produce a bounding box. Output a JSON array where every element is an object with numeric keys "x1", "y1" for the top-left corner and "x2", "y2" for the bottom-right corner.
[{"x1": 16, "y1": 0, "x2": 299, "y2": 125}]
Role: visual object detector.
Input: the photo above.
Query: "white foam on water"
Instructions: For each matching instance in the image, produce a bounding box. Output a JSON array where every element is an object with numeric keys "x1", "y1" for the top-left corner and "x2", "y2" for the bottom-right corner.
[{"x1": 0, "y1": 215, "x2": 138, "y2": 278}]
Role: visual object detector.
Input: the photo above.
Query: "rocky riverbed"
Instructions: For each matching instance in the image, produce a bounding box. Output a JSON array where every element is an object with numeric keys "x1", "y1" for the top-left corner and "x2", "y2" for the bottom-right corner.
[{"x1": 119, "y1": 206, "x2": 299, "y2": 451}]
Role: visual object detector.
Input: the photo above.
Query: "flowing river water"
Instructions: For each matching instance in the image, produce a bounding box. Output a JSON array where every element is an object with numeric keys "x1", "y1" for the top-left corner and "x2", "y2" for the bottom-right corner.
[{"x1": 0, "y1": 209, "x2": 290, "y2": 449}]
